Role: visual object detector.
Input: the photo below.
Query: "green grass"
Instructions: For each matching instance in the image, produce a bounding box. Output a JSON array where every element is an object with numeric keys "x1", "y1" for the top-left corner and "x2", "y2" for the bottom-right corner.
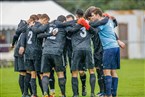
[{"x1": 0, "y1": 59, "x2": 144, "y2": 97}]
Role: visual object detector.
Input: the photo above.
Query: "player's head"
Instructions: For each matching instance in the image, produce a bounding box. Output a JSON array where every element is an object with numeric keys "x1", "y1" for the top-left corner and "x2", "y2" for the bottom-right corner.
[
  {"x1": 84, "y1": 6, "x2": 96, "y2": 21},
  {"x1": 37, "y1": 14, "x2": 42, "y2": 20},
  {"x1": 75, "y1": 9, "x2": 84, "y2": 19},
  {"x1": 39, "y1": 13, "x2": 50, "y2": 24},
  {"x1": 30, "y1": 14, "x2": 39, "y2": 22},
  {"x1": 66, "y1": 14, "x2": 75, "y2": 21},
  {"x1": 57, "y1": 15, "x2": 66, "y2": 23},
  {"x1": 27, "y1": 14, "x2": 36, "y2": 24},
  {"x1": 89, "y1": 7, "x2": 103, "y2": 21}
]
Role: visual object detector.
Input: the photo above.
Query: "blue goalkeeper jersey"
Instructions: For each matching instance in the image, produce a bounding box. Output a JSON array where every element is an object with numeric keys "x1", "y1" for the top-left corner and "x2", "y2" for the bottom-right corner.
[{"x1": 98, "y1": 19, "x2": 119, "y2": 49}]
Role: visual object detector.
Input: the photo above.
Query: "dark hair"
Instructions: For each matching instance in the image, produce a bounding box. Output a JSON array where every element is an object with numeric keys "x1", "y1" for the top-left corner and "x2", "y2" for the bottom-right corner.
[
  {"x1": 84, "y1": 6, "x2": 96, "y2": 19},
  {"x1": 92, "y1": 7, "x2": 103, "y2": 16},
  {"x1": 40, "y1": 14, "x2": 50, "y2": 21},
  {"x1": 30, "y1": 14, "x2": 38, "y2": 21},
  {"x1": 66, "y1": 14, "x2": 75, "y2": 20},
  {"x1": 37, "y1": 14, "x2": 42, "y2": 19},
  {"x1": 57, "y1": 15, "x2": 66, "y2": 22},
  {"x1": 75, "y1": 9, "x2": 84, "y2": 17}
]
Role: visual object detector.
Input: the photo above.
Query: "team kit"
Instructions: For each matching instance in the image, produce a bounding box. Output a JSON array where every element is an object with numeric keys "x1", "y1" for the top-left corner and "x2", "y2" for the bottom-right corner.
[{"x1": 12, "y1": 6, "x2": 125, "y2": 97}]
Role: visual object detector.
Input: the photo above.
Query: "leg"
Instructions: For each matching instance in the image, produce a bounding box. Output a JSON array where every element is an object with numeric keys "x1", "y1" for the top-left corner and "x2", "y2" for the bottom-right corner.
[
  {"x1": 19, "y1": 71, "x2": 26, "y2": 94},
  {"x1": 49, "y1": 69, "x2": 55, "y2": 96},
  {"x1": 103, "y1": 69, "x2": 112, "y2": 97},
  {"x1": 57, "y1": 72, "x2": 66, "y2": 96},
  {"x1": 30, "y1": 71, "x2": 37, "y2": 96},
  {"x1": 89, "y1": 69, "x2": 96, "y2": 97},
  {"x1": 72, "y1": 71, "x2": 79, "y2": 97},
  {"x1": 42, "y1": 73, "x2": 50, "y2": 96},
  {"x1": 96, "y1": 67, "x2": 105, "y2": 95},
  {"x1": 111, "y1": 70, "x2": 118, "y2": 97},
  {"x1": 37, "y1": 72, "x2": 44, "y2": 95},
  {"x1": 23, "y1": 71, "x2": 31, "y2": 96},
  {"x1": 79, "y1": 70, "x2": 87, "y2": 96}
]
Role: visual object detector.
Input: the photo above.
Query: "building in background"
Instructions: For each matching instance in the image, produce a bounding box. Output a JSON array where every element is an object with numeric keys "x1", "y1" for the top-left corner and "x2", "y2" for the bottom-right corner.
[
  {"x1": 0, "y1": 0, "x2": 71, "y2": 60},
  {"x1": 106, "y1": 10, "x2": 145, "y2": 59}
]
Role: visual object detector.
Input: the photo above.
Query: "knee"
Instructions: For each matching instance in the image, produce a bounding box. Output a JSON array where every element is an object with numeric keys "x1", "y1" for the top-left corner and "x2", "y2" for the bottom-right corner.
[
  {"x1": 111, "y1": 70, "x2": 118, "y2": 77},
  {"x1": 79, "y1": 71, "x2": 85, "y2": 76}
]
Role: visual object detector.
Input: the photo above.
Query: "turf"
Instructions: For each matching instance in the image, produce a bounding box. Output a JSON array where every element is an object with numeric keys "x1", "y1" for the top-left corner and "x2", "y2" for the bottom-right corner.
[{"x1": 0, "y1": 59, "x2": 144, "y2": 97}]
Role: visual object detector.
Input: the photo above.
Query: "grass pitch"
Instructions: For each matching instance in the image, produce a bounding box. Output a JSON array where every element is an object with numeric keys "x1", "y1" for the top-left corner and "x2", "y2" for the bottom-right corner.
[{"x1": 0, "y1": 59, "x2": 144, "y2": 97}]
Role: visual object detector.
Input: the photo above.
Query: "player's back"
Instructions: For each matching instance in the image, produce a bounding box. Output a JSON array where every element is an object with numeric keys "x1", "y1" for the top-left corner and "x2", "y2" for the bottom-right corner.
[
  {"x1": 98, "y1": 19, "x2": 119, "y2": 49},
  {"x1": 25, "y1": 27, "x2": 38, "y2": 59},
  {"x1": 71, "y1": 26, "x2": 92, "y2": 51},
  {"x1": 42, "y1": 20, "x2": 66, "y2": 55}
]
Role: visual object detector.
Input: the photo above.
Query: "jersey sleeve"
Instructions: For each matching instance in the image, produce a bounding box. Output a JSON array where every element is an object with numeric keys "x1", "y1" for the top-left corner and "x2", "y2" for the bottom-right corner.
[
  {"x1": 90, "y1": 17, "x2": 109, "y2": 27},
  {"x1": 20, "y1": 32, "x2": 26, "y2": 48}
]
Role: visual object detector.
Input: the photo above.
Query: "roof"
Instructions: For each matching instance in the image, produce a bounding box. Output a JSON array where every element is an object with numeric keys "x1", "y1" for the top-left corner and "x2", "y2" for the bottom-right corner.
[{"x1": 0, "y1": 1, "x2": 71, "y2": 27}]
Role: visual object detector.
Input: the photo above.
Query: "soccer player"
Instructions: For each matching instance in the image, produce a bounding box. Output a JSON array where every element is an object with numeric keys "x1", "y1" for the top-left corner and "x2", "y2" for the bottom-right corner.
[
  {"x1": 31, "y1": 14, "x2": 51, "y2": 96},
  {"x1": 20, "y1": 15, "x2": 42, "y2": 97},
  {"x1": 37, "y1": 15, "x2": 67, "y2": 97},
  {"x1": 13, "y1": 20, "x2": 27, "y2": 95},
  {"x1": 65, "y1": 9, "x2": 97, "y2": 97},
  {"x1": 84, "y1": 6, "x2": 108, "y2": 97},
  {"x1": 89, "y1": 7, "x2": 121, "y2": 97}
]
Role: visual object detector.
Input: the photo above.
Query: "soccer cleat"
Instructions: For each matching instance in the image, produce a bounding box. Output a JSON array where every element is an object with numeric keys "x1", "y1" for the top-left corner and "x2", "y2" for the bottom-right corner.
[
  {"x1": 43, "y1": 92, "x2": 49, "y2": 97},
  {"x1": 22, "y1": 95, "x2": 31, "y2": 97},
  {"x1": 90, "y1": 93, "x2": 96, "y2": 97},
  {"x1": 96, "y1": 92, "x2": 105, "y2": 97},
  {"x1": 43, "y1": 95, "x2": 49, "y2": 97},
  {"x1": 31, "y1": 95, "x2": 38, "y2": 97},
  {"x1": 72, "y1": 95, "x2": 78, "y2": 97},
  {"x1": 49, "y1": 92, "x2": 55, "y2": 97},
  {"x1": 82, "y1": 86, "x2": 87, "y2": 96}
]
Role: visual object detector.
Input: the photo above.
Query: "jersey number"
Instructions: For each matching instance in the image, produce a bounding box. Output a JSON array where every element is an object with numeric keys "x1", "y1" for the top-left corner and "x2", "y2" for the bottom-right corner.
[
  {"x1": 27, "y1": 31, "x2": 33, "y2": 44},
  {"x1": 80, "y1": 27, "x2": 87, "y2": 38},
  {"x1": 47, "y1": 27, "x2": 58, "y2": 40}
]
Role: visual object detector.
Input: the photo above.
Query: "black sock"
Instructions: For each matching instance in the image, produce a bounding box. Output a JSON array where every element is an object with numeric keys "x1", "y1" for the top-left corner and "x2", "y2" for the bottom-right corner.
[
  {"x1": 98, "y1": 78, "x2": 105, "y2": 93},
  {"x1": 19, "y1": 74, "x2": 25, "y2": 94},
  {"x1": 30, "y1": 78, "x2": 37, "y2": 96},
  {"x1": 72, "y1": 77, "x2": 78, "y2": 96},
  {"x1": 49, "y1": 70, "x2": 55, "y2": 90},
  {"x1": 90, "y1": 74, "x2": 96, "y2": 94},
  {"x1": 37, "y1": 74, "x2": 43, "y2": 94},
  {"x1": 42, "y1": 76, "x2": 49, "y2": 95},
  {"x1": 58, "y1": 77, "x2": 66, "y2": 95},
  {"x1": 64, "y1": 70, "x2": 67, "y2": 80},
  {"x1": 80, "y1": 73, "x2": 86, "y2": 87},
  {"x1": 96, "y1": 69, "x2": 105, "y2": 93},
  {"x1": 29, "y1": 82, "x2": 33, "y2": 95},
  {"x1": 24, "y1": 73, "x2": 31, "y2": 95}
]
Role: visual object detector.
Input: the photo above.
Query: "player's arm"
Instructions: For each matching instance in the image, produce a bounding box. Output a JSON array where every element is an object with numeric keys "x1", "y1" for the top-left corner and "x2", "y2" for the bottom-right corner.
[
  {"x1": 65, "y1": 24, "x2": 82, "y2": 36},
  {"x1": 15, "y1": 20, "x2": 27, "y2": 35},
  {"x1": 37, "y1": 33, "x2": 54, "y2": 39},
  {"x1": 11, "y1": 34, "x2": 18, "y2": 48},
  {"x1": 19, "y1": 32, "x2": 26, "y2": 55},
  {"x1": 89, "y1": 16, "x2": 109, "y2": 27},
  {"x1": 115, "y1": 33, "x2": 126, "y2": 49},
  {"x1": 56, "y1": 20, "x2": 76, "y2": 28},
  {"x1": 31, "y1": 23, "x2": 48, "y2": 34}
]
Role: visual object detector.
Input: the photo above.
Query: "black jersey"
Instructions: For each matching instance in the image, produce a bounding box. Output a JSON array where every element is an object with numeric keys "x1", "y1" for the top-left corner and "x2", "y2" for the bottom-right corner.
[
  {"x1": 41, "y1": 20, "x2": 67, "y2": 55},
  {"x1": 14, "y1": 32, "x2": 26, "y2": 57}
]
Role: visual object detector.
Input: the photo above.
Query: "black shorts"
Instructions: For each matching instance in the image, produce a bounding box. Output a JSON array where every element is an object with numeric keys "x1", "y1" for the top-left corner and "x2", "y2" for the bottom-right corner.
[
  {"x1": 14, "y1": 56, "x2": 25, "y2": 72},
  {"x1": 94, "y1": 53, "x2": 103, "y2": 68},
  {"x1": 34, "y1": 55, "x2": 42, "y2": 72},
  {"x1": 41, "y1": 54, "x2": 65, "y2": 73},
  {"x1": 71, "y1": 50, "x2": 94, "y2": 71},
  {"x1": 25, "y1": 59, "x2": 37, "y2": 71}
]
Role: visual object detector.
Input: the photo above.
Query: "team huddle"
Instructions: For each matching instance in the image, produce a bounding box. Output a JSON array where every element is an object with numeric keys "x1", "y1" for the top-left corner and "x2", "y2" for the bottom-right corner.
[{"x1": 12, "y1": 6, "x2": 125, "y2": 97}]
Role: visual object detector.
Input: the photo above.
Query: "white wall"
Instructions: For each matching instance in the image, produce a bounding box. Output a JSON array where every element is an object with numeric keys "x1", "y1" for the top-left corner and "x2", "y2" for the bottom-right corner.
[{"x1": 106, "y1": 10, "x2": 145, "y2": 59}]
